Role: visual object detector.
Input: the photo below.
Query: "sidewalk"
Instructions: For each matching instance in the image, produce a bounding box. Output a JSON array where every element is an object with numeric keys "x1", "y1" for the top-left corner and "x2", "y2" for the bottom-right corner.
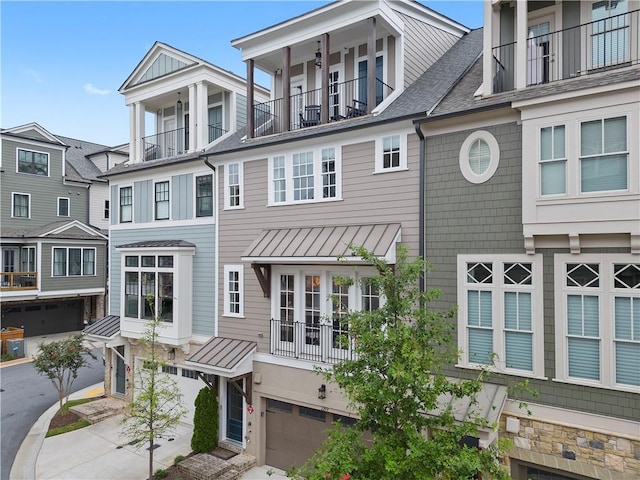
[{"x1": 10, "y1": 383, "x2": 288, "y2": 480}]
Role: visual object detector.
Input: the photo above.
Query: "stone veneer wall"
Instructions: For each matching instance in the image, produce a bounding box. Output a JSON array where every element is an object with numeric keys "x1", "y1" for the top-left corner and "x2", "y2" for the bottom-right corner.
[{"x1": 500, "y1": 414, "x2": 640, "y2": 479}]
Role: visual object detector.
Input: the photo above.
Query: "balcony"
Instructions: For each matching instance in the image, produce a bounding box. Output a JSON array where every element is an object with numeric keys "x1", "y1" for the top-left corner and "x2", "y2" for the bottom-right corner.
[
  {"x1": 1, "y1": 272, "x2": 37, "y2": 291},
  {"x1": 142, "y1": 124, "x2": 228, "y2": 162},
  {"x1": 252, "y1": 77, "x2": 393, "y2": 139},
  {"x1": 270, "y1": 318, "x2": 356, "y2": 364},
  {"x1": 492, "y1": 8, "x2": 639, "y2": 93}
]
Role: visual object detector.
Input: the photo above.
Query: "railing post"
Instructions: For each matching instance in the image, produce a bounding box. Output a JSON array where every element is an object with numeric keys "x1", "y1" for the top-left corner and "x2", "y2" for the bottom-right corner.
[{"x1": 282, "y1": 47, "x2": 291, "y2": 132}]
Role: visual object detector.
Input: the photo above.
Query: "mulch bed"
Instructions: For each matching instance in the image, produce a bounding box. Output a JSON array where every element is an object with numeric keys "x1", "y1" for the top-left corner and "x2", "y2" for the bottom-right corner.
[{"x1": 49, "y1": 411, "x2": 81, "y2": 430}]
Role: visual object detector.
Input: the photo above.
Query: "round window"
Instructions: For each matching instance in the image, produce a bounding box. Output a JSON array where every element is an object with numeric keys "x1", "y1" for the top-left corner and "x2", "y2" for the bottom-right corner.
[{"x1": 459, "y1": 131, "x2": 500, "y2": 184}]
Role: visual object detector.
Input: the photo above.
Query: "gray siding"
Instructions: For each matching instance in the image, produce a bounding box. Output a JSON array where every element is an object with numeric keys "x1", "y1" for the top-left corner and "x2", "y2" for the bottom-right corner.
[
  {"x1": 217, "y1": 132, "x2": 421, "y2": 351},
  {"x1": 171, "y1": 173, "x2": 193, "y2": 220},
  {"x1": 1, "y1": 137, "x2": 89, "y2": 229},
  {"x1": 134, "y1": 180, "x2": 152, "y2": 223},
  {"x1": 40, "y1": 241, "x2": 107, "y2": 292},
  {"x1": 424, "y1": 122, "x2": 638, "y2": 421},
  {"x1": 236, "y1": 94, "x2": 247, "y2": 129},
  {"x1": 399, "y1": 13, "x2": 460, "y2": 87},
  {"x1": 110, "y1": 224, "x2": 216, "y2": 336}
]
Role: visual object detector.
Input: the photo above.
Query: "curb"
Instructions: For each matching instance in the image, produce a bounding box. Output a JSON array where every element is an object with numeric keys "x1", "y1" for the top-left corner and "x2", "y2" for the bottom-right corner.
[
  {"x1": 0, "y1": 356, "x2": 34, "y2": 369},
  {"x1": 9, "y1": 382, "x2": 105, "y2": 480}
]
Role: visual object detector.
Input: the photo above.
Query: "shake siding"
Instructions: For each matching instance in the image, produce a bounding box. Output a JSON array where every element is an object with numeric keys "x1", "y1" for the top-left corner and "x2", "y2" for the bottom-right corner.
[
  {"x1": 216, "y1": 132, "x2": 421, "y2": 349},
  {"x1": 171, "y1": 173, "x2": 193, "y2": 220},
  {"x1": 40, "y1": 242, "x2": 106, "y2": 291},
  {"x1": 134, "y1": 179, "x2": 152, "y2": 223},
  {"x1": 1, "y1": 138, "x2": 88, "y2": 229},
  {"x1": 424, "y1": 123, "x2": 638, "y2": 421},
  {"x1": 109, "y1": 225, "x2": 216, "y2": 336},
  {"x1": 400, "y1": 13, "x2": 460, "y2": 87}
]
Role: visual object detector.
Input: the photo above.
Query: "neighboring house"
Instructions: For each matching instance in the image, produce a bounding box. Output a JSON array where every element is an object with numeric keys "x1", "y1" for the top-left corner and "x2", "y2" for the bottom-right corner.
[
  {"x1": 1, "y1": 123, "x2": 110, "y2": 336},
  {"x1": 414, "y1": 1, "x2": 639, "y2": 479},
  {"x1": 85, "y1": 41, "x2": 269, "y2": 421}
]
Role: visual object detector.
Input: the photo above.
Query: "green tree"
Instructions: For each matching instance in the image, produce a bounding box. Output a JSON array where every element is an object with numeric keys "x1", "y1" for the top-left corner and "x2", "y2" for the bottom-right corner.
[
  {"x1": 121, "y1": 313, "x2": 187, "y2": 480},
  {"x1": 291, "y1": 245, "x2": 515, "y2": 480},
  {"x1": 33, "y1": 334, "x2": 96, "y2": 410},
  {"x1": 191, "y1": 385, "x2": 219, "y2": 453}
]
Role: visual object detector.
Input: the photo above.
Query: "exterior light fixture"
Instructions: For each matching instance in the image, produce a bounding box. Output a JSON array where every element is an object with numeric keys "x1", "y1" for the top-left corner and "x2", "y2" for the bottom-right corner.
[
  {"x1": 176, "y1": 92, "x2": 182, "y2": 109},
  {"x1": 315, "y1": 41, "x2": 322, "y2": 68}
]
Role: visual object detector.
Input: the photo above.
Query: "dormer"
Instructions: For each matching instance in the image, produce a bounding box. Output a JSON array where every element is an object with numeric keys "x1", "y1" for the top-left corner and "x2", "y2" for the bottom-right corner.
[
  {"x1": 482, "y1": 0, "x2": 639, "y2": 95},
  {"x1": 119, "y1": 42, "x2": 269, "y2": 164},
  {"x1": 233, "y1": 0, "x2": 468, "y2": 139}
]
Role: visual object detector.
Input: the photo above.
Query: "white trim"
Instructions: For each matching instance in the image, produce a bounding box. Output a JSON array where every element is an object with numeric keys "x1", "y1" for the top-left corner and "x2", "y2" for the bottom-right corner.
[
  {"x1": 553, "y1": 253, "x2": 640, "y2": 392},
  {"x1": 224, "y1": 162, "x2": 244, "y2": 210},
  {"x1": 39, "y1": 219, "x2": 107, "y2": 239},
  {"x1": 15, "y1": 147, "x2": 50, "y2": 177},
  {"x1": 223, "y1": 264, "x2": 244, "y2": 317},
  {"x1": 375, "y1": 132, "x2": 408, "y2": 173},
  {"x1": 11, "y1": 192, "x2": 31, "y2": 219},
  {"x1": 459, "y1": 130, "x2": 500, "y2": 184},
  {"x1": 51, "y1": 246, "x2": 97, "y2": 277},
  {"x1": 57, "y1": 197, "x2": 70, "y2": 217},
  {"x1": 456, "y1": 254, "x2": 545, "y2": 378}
]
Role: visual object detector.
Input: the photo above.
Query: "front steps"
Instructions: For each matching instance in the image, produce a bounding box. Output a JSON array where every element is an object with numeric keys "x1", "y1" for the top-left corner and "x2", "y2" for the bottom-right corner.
[
  {"x1": 178, "y1": 453, "x2": 256, "y2": 480},
  {"x1": 69, "y1": 396, "x2": 126, "y2": 424}
]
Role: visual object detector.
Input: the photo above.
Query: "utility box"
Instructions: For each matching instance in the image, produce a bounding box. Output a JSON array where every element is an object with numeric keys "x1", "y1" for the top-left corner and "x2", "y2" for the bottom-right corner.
[
  {"x1": 1, "y1": 327, "x2": 24, "y2": 355},
  {"x1": 6, "y1": 338, "x2": 25, "y2": 359}
]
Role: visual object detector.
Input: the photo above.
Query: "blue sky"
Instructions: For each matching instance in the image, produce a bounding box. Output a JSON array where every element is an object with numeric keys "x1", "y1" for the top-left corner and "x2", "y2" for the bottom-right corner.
[{"x1": 1, "y1": 1, "x2": 484, "y2": 146}]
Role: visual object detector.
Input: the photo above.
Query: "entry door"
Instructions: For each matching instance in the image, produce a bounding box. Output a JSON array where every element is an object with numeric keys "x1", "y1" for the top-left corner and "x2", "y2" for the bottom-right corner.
[
  {"x1": 115, "y1": 346, "x2": 126, "y2": 396},
  {"x1": 208, "y1": 106, "x2": 223, "y2": 142},
  {"x1": 357, "y1": 56, "x2": 383, "y2": 108},
  {"x1": 528, "y1": 17, "x2": 553, "y2": 85},
  {"x1": 226, "y1": 380, "x2": 244, "y2": 443},
  {"x1": 2, "y1": 248, "x2": 18, "y2": 287},
  {"x1": 163, "y1": 117, "x2": 177, "y2": 157}
]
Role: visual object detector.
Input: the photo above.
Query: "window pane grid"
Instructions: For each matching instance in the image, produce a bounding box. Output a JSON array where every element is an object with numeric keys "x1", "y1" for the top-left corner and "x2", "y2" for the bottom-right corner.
[
  {"x1": 13, "y1": 194, "x2": 29, "y2": 218},
  {"x1": 124, "y1": 255, "x2": 174, "y2": 323},
  {"x1": 120, "y1": 187, "x2": 132, "y2": 223},
  {"x1": 18, "y1": 149, "x2": 48, "y2": 176},
  {"x1": 469, "y1": 139, "x2": 491, "y2": 175},
  {"x1": 196, "y1": 175, "x2": 213, "y2": 217},
  {"x1": 322, "y1": 148, "x2": 337, "y2": 198},
  {"x1": 304, "y1": 275, "x2": 321, "y2": 345},
  {"x1": 293, "y1": 152, "x2": 314, "y2": 201},
  {"x1": 567, "y1": 294, "x2": 600, "y2": 381},
  {"x1": 228, "y1": 164, "x2": 240, "y2": 207},
  {"x1": 273, "y1": 156, "x2": 286, "y2": 203},
  {"x1": 155, "y1": 181, "x2": 170, "y2": 220},
  {"x1": 332, "y1": 277, "x2": 350, "y2": 350},
  {"x1": 580, "y1": 117, "x2": 627, "y2": 192},
  {"x1": 279, "y1": 274, "x2": 294, "y2": 342},
  {"x1": 382, "y1": 135, "x2": 400, "y2": 169},
  {"x1": 540, "y1": 125, "x2": 566, "y2": 195},
  {"x1": 228, "y1": 270, "x2": 240, "y2": 314}
]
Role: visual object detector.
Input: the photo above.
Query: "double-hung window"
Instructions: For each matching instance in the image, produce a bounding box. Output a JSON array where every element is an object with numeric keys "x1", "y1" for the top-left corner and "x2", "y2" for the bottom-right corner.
[
  {"x1": 52, "y1": 247, "x2": 96, "y2": 277},
  {"x1": 375, "y1": 134, "x2": 407, "y2": 172},
  {"x1": 195, "y1": 174, "x2": 213, "y2": 217},
  {"x1": 555, "y1": 254, "x2": 639, "y2": 390},
  {"x1": 580, "y1": 116, "x2": 627, "y2": 193},
  {"x1": 17, "y1": 149, "x2": 49, "y2": 176},
  {"x1": 223, "y1": 265, "x2": 243, "y2": 317},
  {"x1": 539, "y1": 125, "x2": 566, "y2": 195},
  {"x1": 12, "y1": 193, "x2": 30, "y2": 219},
  {"x1": 119, "y1": 187, "x2": 132, "y2": 223},
  {"x1": 458, "y1": 255, "x2": 543, "y2": 377},
  {"x1": 225, "y1": 163, "x2": 242, "y2": 209},
  {"x1": 154, "y1": 181, "x2": 170, "y2": 220},
  {"x1": 123, "y1": 254, "x2": 174, "y2": 322},
  {"x1": 269, "y1": 147, "x2": 341, "y2": 205}
]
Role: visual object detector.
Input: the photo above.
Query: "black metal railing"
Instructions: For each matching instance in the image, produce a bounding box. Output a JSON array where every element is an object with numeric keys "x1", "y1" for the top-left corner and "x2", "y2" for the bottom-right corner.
[
  {"x1": 253, "y1": 77, "x2": 394, "y2": 138},
  {"x1": 208, "y1": 125, "x2": 227, "y2": 143},
  {"x1": 143, "y1": 127, "x2": 186, "y2": 162},
  {"x1": 493, "y1": 8, "x2": 639, "y2": 93},
  {"x1": 270, "y1": 318, "x2": 356, "y2": 364}
]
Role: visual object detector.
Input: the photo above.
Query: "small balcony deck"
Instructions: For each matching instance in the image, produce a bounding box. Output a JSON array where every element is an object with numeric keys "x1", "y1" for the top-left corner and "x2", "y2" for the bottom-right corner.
[
  {"x1": 142, "y1": 124, "x2": 228, "y2": 162},
  {"x1": 253, "y1": 77, "x2": 393, "y2": 139},
  {"x1": 1, "y1": 272, "x2": 37, "y2": 291},
  {"x1": 492, "y1": 8, "x2": 639, "y2": 93},
  {"x1": 270, "y1": 318, "x2": 356, "y2": 364}
]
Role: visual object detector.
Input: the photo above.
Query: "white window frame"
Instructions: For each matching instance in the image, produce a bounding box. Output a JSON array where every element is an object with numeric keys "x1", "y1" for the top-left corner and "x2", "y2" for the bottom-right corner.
[
  {"x1": 11, "y1": 192, "x2": 31, "y2": 219},
  {"x1": 459, "y1": 131, "x2": 500, "y2": 184},
  {"x1": 268, "y1": 146, "x2": 342, "y2": 206},
  {"x1": 554, "y1": 253, "x2": 639, "y2": 392},
  {"x1": 153, "y1": 179, "x2": 171, "y2": 221},
  {"x1": 457, "y1": 254, "x2": 545, "y2": 378},
  {"x1": 122, "y1": 253, "x2": 175, "y2": 323},
  {"x1": 224, "y1": 162, "x2": 243, "y2": 210},
  {"x1": 119, "y1": 185, "x2": 133, "y2": 223},
  {"x1": 57, "y1": 197, "x2": 70, "y2": 217},
  {"x1": 51, "y1": 247, "x2": 97, "y2": 277},
  {"x1": 16, "y1": 147, "x2": 50, "y2": 177},
  {"x1": 539, "y1": 124, "x2": 567, "y2": 197},
  {"x1": 375, "y1": 133, "x2": 408, "y2": 173},
  {"x1": 223, "y1": 264, "x2": 244, "y2": 317}
]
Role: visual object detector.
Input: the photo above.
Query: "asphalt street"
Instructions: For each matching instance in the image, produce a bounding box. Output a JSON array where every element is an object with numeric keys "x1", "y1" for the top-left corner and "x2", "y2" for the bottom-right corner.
[{"x1": 0, "y1": 348, "x2": 104, "y2": 480}]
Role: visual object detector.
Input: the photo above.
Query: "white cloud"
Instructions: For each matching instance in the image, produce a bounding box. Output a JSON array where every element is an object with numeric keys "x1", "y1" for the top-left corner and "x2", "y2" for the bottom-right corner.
[
  {"x1": 84, "y1": 83, "x2": 110, "y2": 95},
  {"x1": 25, "y1": 68, "x2": 43, "y2": 83}
]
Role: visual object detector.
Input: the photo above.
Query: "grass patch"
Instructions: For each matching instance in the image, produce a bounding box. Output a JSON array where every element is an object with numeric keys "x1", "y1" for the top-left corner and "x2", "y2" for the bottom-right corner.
[{"x1": 46, "y1": 419, "x2": 91, "y2": 437}]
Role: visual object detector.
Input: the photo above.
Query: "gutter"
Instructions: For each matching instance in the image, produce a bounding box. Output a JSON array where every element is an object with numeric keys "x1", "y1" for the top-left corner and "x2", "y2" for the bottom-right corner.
[
  {"x1": 202, "y1": 155, "x2": 219, "y2": 338},
  {"x1": 413, "y1": 122, "x2": 426, "y2": 294}
]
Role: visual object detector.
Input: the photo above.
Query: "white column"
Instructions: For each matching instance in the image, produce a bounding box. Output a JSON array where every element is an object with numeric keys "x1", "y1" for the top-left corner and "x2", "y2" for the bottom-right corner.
[
  {"x1": 134, "y1": 102, "x2": 145, "y2": 163},
  {"x1": 482, "y1": 2, "x2": 494, "y2": 96},
  {"x1": 128, "y1": 104, "x2": 137, "y2": 162},
  {"x1": 515, "y1": 0, "x2": 528, "y2": 89},
  {"x1": 188, "y1": 84, "x2": 196, "y2": 152},
  {"x1": 197, "y1": 82, "x2": 208, "y2": 150}
]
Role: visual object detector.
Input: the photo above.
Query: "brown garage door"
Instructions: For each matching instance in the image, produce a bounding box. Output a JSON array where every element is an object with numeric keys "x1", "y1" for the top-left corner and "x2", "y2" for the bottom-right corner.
[{"x1": 265, "y1": 399, "x2": 356, "y2": 471}]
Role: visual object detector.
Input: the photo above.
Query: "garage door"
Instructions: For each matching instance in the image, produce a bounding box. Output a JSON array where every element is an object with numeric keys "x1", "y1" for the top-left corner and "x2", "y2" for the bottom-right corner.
[
  {"x1": 1, "y1": 300, "x2": 83, "y2": 336},
  {"x1": 266, "y1": 399, "x2": 355, "y2": 471},
  {"x1": 163, "y1": 366, "x2": 212, "y2": 425}
]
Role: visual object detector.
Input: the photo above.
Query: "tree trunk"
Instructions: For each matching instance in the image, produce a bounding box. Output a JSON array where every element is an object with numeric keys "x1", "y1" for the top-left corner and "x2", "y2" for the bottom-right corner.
[{"x1": 148, "y1": 434, "x2": 154, "y2": 480}]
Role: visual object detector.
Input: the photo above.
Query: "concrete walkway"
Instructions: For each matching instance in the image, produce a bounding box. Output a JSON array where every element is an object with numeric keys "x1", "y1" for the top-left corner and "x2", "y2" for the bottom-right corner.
[{"x1": 10, "y1": 383, "x2": 289, "y2": 480}]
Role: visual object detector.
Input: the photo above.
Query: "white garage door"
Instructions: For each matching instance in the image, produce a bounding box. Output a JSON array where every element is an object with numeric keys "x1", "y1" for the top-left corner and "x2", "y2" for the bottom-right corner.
[{"x1": 161, "y1": 365, "x2": 209, "y2": 425}]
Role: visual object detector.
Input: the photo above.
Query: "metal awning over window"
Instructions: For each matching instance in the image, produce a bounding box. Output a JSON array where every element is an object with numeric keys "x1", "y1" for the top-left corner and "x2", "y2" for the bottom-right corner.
[
  {"x1": 241, "y1": 223, "x2": 401, "y2": 264},
  {"x1": 185, "y1": 337, "x2": 256, "y2": 378},
  {"x1": 83, "y1": 315, "x2": 121, "y2": 340}
]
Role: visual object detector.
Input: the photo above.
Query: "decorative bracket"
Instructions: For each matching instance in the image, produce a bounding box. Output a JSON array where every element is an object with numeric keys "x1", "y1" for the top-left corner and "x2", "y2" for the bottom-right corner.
[{"x1": 251, "y1": 264, "x2": 271, "y2": 298}]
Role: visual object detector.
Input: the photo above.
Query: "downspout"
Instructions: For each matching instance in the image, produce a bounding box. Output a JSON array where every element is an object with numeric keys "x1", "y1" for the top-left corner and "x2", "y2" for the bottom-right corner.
[
  {"x1": 87, "y1": 183, "x2": 92, "y2": 225},
  {"x1": 414, "y1": 121, "x2": 426, "y2": 293},
  {"x1": 203, "y1": 156, "x2": 219, "y2": 338}
]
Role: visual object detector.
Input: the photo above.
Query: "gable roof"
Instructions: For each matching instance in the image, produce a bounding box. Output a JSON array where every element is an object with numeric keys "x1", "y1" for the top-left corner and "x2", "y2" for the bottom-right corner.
[
  {"x1": 1, "y1": 220, "x2": 108, "y2": 241},
  {"x1": 56, "y1": 135, "x2": 112, "y2": 182},
  {"x1": 1, "y1": 123, "x2": 66, "y2": 146}
]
